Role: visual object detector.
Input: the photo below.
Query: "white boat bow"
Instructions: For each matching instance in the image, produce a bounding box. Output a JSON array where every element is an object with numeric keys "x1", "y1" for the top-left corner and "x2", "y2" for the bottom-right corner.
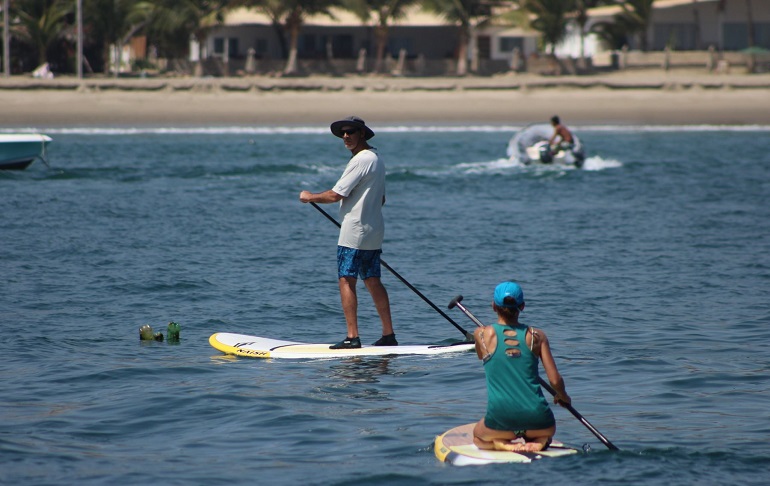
[{"x1": 0, "y1": 134, "x2": 53, "y2": 170}]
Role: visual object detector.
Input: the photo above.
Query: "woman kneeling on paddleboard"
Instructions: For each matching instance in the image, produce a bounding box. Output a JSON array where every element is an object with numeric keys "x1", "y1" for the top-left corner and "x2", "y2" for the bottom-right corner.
[{"x1": 473, "y1": 281, "x2": 571, "y2": 453}]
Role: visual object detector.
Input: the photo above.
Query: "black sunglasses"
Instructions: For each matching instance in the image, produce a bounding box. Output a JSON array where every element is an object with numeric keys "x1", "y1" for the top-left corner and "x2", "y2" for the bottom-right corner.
[{"x1": 340, "y1": 128, "x2": 360, "y2": 136}]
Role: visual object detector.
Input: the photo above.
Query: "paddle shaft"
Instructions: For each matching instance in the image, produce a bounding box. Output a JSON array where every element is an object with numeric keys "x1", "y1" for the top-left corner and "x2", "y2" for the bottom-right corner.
[
  {"x1": 309, "y1": 202, "x2": 474, "y2": 341},
  {"x1": 536, "y1": 380, "x2": 619, "y2": 451},
  {"x1": 448, "y1": 295, "x2": 620, "y2": 451}
]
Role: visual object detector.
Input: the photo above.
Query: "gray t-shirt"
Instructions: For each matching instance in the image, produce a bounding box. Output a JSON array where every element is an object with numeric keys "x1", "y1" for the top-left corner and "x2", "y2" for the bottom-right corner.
[{"x1": 332, "y1": 149, "x2": 385, "y2": 250}]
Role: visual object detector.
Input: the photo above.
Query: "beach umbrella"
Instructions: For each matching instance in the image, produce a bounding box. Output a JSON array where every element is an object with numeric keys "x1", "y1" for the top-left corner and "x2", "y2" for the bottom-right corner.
[
  {"x1": 741, "y1": 46, "x2": 768, "y2": 74},
  {"x1": 740, "y1": 46, "x2": 770, "y2": 55}
]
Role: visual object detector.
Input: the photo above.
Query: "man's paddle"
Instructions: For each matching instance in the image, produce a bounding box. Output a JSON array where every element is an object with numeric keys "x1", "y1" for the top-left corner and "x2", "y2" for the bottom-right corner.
[
  {"x1": 308, "y1": 202, "x2": 474, "y2": 341},
  {"x1": 448, "y1": 295, "x2": 620, "y2": 451}
]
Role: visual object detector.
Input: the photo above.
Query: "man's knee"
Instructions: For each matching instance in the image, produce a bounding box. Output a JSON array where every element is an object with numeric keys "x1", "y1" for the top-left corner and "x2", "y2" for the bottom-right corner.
[{"x1": 364, "y1": 277, "x2": 387, "y2": 290}]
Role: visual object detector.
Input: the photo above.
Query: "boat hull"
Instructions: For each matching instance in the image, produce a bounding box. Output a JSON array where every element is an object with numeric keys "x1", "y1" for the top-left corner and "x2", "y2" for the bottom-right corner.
[{"x1": 0, "y1": 134, "x2": 53, "y2": 170}]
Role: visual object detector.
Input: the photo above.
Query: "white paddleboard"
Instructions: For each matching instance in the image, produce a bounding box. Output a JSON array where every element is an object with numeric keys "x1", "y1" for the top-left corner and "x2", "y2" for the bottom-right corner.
[
  {"x1": 209, "y1": 332, "x2": 475, "y2": 359},
  {"x1": 434, "y1": 423, "x2": 579, "y2": 466}
]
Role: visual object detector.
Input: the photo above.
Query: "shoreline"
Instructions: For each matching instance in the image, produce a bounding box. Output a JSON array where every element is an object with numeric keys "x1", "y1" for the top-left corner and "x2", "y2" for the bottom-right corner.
[{"x1": 3, "y1": 71, "x2": 769, "y2": 128}]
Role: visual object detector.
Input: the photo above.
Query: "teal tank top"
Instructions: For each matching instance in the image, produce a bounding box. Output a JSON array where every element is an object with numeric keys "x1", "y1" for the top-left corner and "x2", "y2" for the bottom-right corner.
[{"x1": 483, "y1": 323, "x2": 555, "y2": 431}]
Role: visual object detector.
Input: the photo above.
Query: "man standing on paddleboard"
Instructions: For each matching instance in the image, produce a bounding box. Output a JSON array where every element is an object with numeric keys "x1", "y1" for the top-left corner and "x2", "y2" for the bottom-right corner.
[{"x1": 299, "y1": 116, "x2": 397, "y2": 349}]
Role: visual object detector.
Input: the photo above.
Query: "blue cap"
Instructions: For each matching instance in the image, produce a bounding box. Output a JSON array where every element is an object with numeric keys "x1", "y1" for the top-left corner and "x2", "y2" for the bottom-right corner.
[{"x1": 494, "y1": 281, "x2": 524, "y2": 308}]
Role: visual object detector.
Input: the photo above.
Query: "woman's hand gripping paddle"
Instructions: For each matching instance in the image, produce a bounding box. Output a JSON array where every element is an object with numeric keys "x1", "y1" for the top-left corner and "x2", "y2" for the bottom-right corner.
[{"x1": 448, "y1": 295, "x2": 620, "y2": 451}]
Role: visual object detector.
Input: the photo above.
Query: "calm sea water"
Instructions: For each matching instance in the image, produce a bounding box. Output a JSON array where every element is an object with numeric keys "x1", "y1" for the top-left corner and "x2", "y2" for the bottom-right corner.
[{"x1": 2, "y1": 125, "x2": 769, "y2": 485}]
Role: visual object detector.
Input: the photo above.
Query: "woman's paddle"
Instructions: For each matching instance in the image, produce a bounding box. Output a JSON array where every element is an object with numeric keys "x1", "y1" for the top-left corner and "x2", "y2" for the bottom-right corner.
[
  {"x1": 308, "y1": 202, "x2": 474, "y2": 341},
  {"x1": 448, "y1": 295, "x2": 620, "y2": 451}
]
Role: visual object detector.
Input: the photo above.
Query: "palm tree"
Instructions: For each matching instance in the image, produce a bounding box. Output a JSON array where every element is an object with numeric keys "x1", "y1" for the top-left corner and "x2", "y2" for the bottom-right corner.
[
  {"x1": 422, "y1": 0, "x2": 497, "y2": 76},
  {"x1": 11, "y1": 0, "x2": 71, "y2": 68},
  {"x1": 238, "y1": 0, "x2": 287, "y2": 59},
  {"x1": 342, "y1": 0, "x2": 417, "y2": 74},
  {"x1": 3, "y1": 0, "x2": 10, "y2": 76},
  {"x1": 615, "y1": 0, "x2": 654, "y2": 51},
  {"x1": 522, "y1": 0, "x2": 574, "y2": 56},
  {"x1": 590, "y1": 14, "x2": 630, "y2": 51},
  {"x1": 574, "y1": 0, "x2": 613, "y2": 63},
  {"x1": 249, "y1": 0, "x2": 340, "y2": 75},
  {"x1": 248, "y1": 0, "x2": 295, "y2": 73},
  {"x1": 150, "y1": 0, "x2": 233, "y2": 76},
  {"x1": 85, "y1": 0, "x2": 154, "y2": 76}
]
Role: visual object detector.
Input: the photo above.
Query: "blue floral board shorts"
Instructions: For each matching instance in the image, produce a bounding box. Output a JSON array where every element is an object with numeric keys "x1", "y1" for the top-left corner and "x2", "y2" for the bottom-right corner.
[{"x1": 337, "y1": 246, "x2": 382, "y2": 279}]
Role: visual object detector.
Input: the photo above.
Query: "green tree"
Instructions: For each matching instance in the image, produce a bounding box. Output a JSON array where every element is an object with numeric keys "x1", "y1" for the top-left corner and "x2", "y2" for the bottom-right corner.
[
  {"x1": 422, "y1": 0, "x2": 497, "y2": 76},
  {"x1": 237, "y1": 0, "x2": 287, "y2": 59},
  {"x1": 574, "y1": 0, "x2": 613, "y2": 62},
  {"x1": 3, "y1": 0, "x2": 10, "y2": 76},
  {"x1": 11, "y1": 0, "x2": 71, "y2": 68},
  {"x1": 85, "y1": 0, "x2": 154, "y2": 76},
  {"x1": 522, "y1": 0, "x2": 574, "y2": 56},
  {"x1": 590, "y1": 14, "x2": 630, "y2": 51},
  {"x1": 342, "y1": 0, "x2": 417, "y2": 73},
  {"x1": 615, "y1": 0, "x2": 654, "y2": 51},
  {"x1": 248, "y1": 0, "x2": 340, "y2": 75},
  {"x1": 149, "y1": 0, "x2": 232, "y2": 75}
]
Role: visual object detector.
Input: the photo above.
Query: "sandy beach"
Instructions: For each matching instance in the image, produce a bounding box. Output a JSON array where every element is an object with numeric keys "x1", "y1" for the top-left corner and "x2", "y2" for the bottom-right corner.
[{"x1": 2, "y1": 70, "x2": 769, "y2": 127}]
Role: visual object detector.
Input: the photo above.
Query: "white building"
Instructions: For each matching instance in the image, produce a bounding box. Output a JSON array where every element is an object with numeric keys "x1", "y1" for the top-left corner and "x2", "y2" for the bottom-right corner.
[
  {"x1": 558, "y1": 0, "x2": 770, "y2": 58},
  {"x1": 198, "y1": 6, "x2": 540, "y2": 75}
]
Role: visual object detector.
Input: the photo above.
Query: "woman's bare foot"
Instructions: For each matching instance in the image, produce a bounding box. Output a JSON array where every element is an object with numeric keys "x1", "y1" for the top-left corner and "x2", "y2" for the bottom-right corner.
[
  {"x1": 492, "y1": 438, "x2": 547, "y2": 452},
  {"x1": 520, "y1": 441, "x2": 546, "y2": 452},
  {"x1": 492, "y1": 439, "x2": 525, "y2": 452}
]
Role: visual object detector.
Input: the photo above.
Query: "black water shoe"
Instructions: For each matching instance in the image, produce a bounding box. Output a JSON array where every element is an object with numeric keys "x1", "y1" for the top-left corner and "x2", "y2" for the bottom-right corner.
[
  {"x1": 372, "y1": 333, "x2": 398, "y2": 346},
  {"x1": 330, "y1": 337, "x2": 361, "y2": 349}
]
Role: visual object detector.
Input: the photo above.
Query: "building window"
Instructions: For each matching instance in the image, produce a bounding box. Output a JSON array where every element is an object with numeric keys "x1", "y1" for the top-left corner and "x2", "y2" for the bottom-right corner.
[
  {"x1": 724, "y1": 23, "x2": 770, "y2": 50},
  {"x1": 255, "y1": 39, "x2": 268, "y2": 57},
  {"x1": 213, "y1": 37, "x2": 239, "y2": 58},
  {"x1": 388, "y1": 37, "x2": 413, "y2": 57},
  {"x1": 300, "y1": 34, "x2": 319, "y2": 57},
  {"x1": 228, "y1": 38, "x2": 239, "y2": 58},
  {"x1": 333, "y1": 35, "x2": 353, "y2": 58},
  {"x1": 654, "y1": 23, "x2": 696, "y2": 50},
  {"x1": 500, "y1": 37, "x2": 523, "y2": 53}
]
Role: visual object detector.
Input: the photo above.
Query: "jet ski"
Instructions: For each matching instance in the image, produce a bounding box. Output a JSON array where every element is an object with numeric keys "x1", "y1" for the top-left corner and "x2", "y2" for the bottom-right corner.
[{"x1": 506, "y1": 123, "x2": 585, "y2": 168}]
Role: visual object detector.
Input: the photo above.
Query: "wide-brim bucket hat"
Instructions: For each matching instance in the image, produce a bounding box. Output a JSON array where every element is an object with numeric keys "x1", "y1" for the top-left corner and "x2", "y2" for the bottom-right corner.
[{"x1": 330, "y1": 115, "x2": 375, "y2": 140}]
